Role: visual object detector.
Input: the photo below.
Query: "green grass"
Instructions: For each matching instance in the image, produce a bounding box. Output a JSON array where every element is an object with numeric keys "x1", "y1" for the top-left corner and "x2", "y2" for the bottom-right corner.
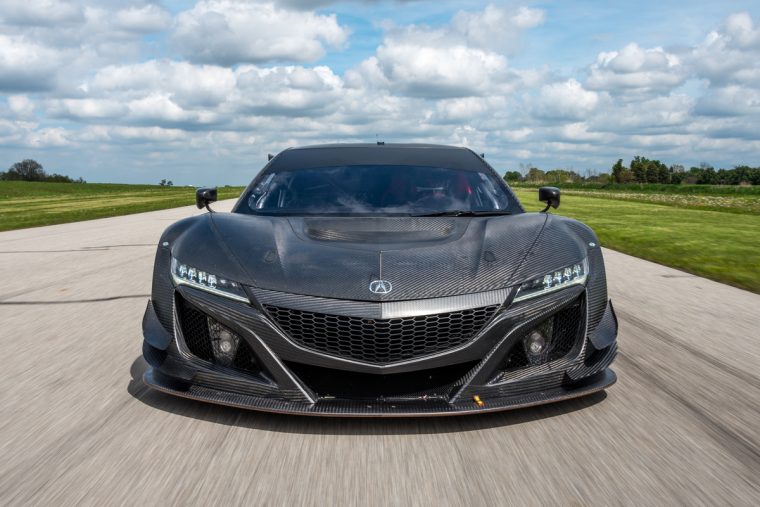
[
  {"x1": 3, "y1": 181, "x2": 759, "y2": 294},
  {"x1": 510, "y1": 183, "x2": 760, "y2": 214},
  {"x1": 0, "y1": 181, "x2": 246, "y2": 232},
  {"x1": 511, "y1": 182, "x2": 760, "y2": 195},
  {"x1": 514, "y1": 188, "x2": 760, "y2": 293}
]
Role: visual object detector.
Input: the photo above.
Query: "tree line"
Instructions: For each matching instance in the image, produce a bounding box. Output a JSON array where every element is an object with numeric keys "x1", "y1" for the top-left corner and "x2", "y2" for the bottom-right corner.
[
  {"x1": 1, "y1": 159, "x2": 85, "y2": 183},
  {"x1": 504, "y1": 156, "x2": 760, "y2": 185}
]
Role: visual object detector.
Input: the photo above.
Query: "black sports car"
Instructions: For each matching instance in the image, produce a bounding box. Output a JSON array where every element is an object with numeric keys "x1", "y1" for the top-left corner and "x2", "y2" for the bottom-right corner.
[{"x1": 141, "y1": 143, "x2": 617, "y2": 416}]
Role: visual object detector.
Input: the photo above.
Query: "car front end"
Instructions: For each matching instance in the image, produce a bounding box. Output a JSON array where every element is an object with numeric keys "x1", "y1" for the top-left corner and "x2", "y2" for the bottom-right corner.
[{"x1": 141, "y1": 144, "x2": 617, "y2": 416}]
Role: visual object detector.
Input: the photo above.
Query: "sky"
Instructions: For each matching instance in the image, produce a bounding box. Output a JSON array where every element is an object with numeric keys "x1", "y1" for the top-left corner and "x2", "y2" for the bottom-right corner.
[{"x1": 1, "y1": 0, "x2": 760, "y2": 185}]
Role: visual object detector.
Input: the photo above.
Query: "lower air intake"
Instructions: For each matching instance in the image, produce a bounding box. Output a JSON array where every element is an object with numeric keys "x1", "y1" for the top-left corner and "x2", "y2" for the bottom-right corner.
[
  {"x1": 285, "y1": 361, "x2": 479, "y2": 401},
  {"x1": 501, "y1": 298, "x2": 585, "y2": 375},
  {"x1": 177, "y1": 298, "x2": 259, "y2": 374}
]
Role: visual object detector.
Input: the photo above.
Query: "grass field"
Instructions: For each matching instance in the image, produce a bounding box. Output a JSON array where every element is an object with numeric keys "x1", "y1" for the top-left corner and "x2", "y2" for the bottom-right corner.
[
  {"x1": 511, "y1": 183, "x2": 760, "y2": 214},
  {"x1": 0, "y1": 182, "x2": 246, "y2": 232},
  {"x1": 514, "y1": 188, "x2": 760, "y2": 293},
  {"x1": 2, "y1": 181, "x2": 758, "y2": 294}
]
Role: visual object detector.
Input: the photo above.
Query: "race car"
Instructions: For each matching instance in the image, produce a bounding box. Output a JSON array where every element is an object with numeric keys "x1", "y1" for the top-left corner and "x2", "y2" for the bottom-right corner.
[{"x1": 141, "y1": 143, "x2": 617, "y2": 416}]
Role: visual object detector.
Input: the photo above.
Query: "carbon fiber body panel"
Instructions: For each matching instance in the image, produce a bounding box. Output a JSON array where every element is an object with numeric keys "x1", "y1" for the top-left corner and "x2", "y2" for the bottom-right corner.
[
  {"x1": 143, "y1": 369, "x2": 615, "y2": 417},
  {"x1": 141, "y1": 143, "x2": 618, "y2": 416}
]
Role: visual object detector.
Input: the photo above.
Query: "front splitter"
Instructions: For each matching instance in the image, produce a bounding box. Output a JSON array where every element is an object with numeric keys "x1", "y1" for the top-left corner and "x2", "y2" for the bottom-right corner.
[{"x1": 143, "y1": 368, "x2": 616, "y2": 417}]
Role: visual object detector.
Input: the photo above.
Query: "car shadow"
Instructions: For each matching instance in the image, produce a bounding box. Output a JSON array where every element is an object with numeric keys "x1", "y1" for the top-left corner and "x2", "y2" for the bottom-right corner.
[{"x1": 127, "y1": 356, "x2": 607, "y2": 435}]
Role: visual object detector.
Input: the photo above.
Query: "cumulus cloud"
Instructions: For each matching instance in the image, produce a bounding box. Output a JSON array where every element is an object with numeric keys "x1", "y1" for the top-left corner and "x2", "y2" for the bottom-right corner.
[
  {"x1": 1, "y1": 4, "x2": 760, "y2": 183},
  {"x1": 0, "y1": 35, "x2": 65, "y2": 92},
  {"x1": 432, "y1": 96, "x2": 507, "y2": 123},
  {"x1": 694, "y1": 86, "x2": 760, "y2": 117},
  {"x1": 357, "y1": 4, "x2": 542, "y2": 98},
  {"x1": 0, "y1": 0, "x2": 84, "y2": 26},
  {"x1": 534, "y1": 79, "x2": 601, "y2": 121},
  {"x1": 451, "y1": 5, "x2": 545, "y2": 53},
  {"x1": 234, "y1": 65, "x2": 343, "y2": 116},
  {"x1": 172, "y1": 1, "x2": 349, "y2": 65},
  {"x1": 48, "y1": 98, "x2": 128, "y2": 120},
  {"x1": 7, "y1": 95, "x2": 36, "y2": 118},
  {"x1": 691, "y1": 12, "x2": 760, "y2": 87},
  {"x1": 376, "y1": 43, "x2": 508, "y2": 98},
  {"x1": 89, "y1": 61, "x2": 237, "y2": 108},
  {"x1": 113, "y1": 5, "x2": 171, "y2": 33},
  {"x1": 587, "y1": 43, "x2": 686, "y2": 95}
]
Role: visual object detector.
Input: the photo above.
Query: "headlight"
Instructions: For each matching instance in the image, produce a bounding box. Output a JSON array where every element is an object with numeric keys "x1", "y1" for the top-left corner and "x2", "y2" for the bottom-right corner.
[
  {"x1": 513, "y1": 258, "x2": 588, "y2": 302},
  {"x1": 170, "y1": 257, "x2": 249, "y2": 303}
]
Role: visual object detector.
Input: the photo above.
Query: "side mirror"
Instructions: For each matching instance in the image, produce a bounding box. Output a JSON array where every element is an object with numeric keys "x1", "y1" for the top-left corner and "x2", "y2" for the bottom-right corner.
[
  {"x1": 196, "y1": 187, "x2": 218, "y2": 211},
  {"x1": 538, "y1": 186, "x2": 560, "y2": 212}
]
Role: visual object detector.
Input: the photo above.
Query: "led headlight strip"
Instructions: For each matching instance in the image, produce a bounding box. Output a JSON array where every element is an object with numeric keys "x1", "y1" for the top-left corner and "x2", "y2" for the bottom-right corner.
[
  {"x1": 513, "y1": 258, "x2": 588, "y2": 302},
  {"x1": 170, "y1": 257, "x2": 249, "y2": 303}
]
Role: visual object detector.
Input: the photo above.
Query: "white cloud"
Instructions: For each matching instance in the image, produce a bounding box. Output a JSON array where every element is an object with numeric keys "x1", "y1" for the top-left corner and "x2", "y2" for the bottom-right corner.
[
  {"x1": 90, "y1": 61, "x2": 237, "y2": 108},
  {"x1": 691, "y1": 12, "x2": 760, "y2": 87},
  {"x1": 7, "y1": 95, "x2": 36, "y2": 118},
  {"x1": 113, "y1": 5, "x2": 171, "y2": 33},
  {"x1": 0, "y1": 0, "x2": 83, "y2": 26},
  {"x1": 432, "y1": 96, "x2": 507, "y2": 123},
  {"x1": 48, "y1": 98, "x2": 128, "y2": 120},
  {"x1": 361, "y1": 4, "x2": 542, "y2": 98},
  {"x1": 1, "y1": 4, "x2": 760, "y2": 183},
  {"x1": 694, "y1": 85, "x2": 760, "y2": 116},
  {"x1": 233, "y1": 65, "x2": 343, "y2": 116},
  {"x1": 587, "y1": 43, "x2": 686, "y2": 95},
  {"x1": 27, "y1": 127, "x2": 72, "y2": 147},
  {"x1": 451, "y1": 4, "x2": 545, "y2": 53},
  {"x1": 534, "y1": 79, "x2": 601, "y2": 121},
  {"x1": 77, "y1": 125, "x2": 189, "y2": 144},
  {"x1": 376, "y1": 42, "x2": 508, "y2": 98},
  {"x1": 171, "y1": 1, "x2": 349, "y2": 65},
  {"x1": 126, "y1": 93, "x2": 221, "y2": 127},
  {"x1": 0, "y1": 35, "x2": 65, "y2": 91}
]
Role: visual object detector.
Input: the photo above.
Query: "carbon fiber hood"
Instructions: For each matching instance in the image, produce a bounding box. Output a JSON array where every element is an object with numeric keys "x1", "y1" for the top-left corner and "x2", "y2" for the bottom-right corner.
[{"x1": 197, "y1": 212, "x2": 588, "y2": 302}]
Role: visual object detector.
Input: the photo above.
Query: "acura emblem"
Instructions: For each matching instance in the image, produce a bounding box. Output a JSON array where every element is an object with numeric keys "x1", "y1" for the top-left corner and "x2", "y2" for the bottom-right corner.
[{"x1": 369, "y1": 280, "x2": 392, "y2": 294}]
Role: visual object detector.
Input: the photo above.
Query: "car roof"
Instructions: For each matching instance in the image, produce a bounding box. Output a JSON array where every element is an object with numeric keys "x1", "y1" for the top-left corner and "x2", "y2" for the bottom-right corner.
[{"x1": 267, "y1": 143, "x2": 489, "y2": 172}]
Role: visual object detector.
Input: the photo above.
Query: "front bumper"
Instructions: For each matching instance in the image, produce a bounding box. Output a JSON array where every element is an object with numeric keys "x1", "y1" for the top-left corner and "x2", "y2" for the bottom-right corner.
[
  {"x1": 141, "y1": 277, "x2": 618, "y2": 417},
  {"x1": 143, "y1": 367, "x2": 615, "y2": 417}
]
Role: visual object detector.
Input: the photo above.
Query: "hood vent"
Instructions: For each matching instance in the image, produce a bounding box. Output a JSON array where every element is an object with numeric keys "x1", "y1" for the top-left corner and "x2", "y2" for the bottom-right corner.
[{"x1": 303, "y1": 217, "x2": 455, "y2": 243}]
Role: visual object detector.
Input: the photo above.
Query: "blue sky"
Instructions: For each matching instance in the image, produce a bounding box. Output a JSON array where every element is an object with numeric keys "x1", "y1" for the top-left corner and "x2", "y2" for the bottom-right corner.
[{"x1": 1, "y1": 0, "x2": 760, "y2": 184}]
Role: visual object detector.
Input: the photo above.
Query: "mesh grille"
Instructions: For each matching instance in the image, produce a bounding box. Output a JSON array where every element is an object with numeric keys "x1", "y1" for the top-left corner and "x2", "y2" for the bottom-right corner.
[
  {"x1": 502, "y1": 299, "x2": 584, "y2": 372},
  {"x1": 264, "y1": 304, "x2": 500, "y2": 364},
  {"x1": 177, "y1": 299, "x2": 259, "y2": 373}
]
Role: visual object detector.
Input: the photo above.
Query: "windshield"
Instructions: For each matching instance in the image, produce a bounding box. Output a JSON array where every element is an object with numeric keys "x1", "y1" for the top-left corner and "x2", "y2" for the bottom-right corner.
[{"x1": 236, "y1": 165, "x2": 518, "y2": 216}]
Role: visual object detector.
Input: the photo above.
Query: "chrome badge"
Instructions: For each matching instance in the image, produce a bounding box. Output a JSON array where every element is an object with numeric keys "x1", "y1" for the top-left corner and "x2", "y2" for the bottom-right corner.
[{"x1": 369, "y1": 280, "x2": 392, "y2": 294}]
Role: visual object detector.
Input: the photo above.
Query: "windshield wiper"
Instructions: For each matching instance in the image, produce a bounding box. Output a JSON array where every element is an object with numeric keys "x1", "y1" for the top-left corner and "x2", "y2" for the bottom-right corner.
[{"x1": 412, "y1": 210, "x2": 512, "y2": 217}]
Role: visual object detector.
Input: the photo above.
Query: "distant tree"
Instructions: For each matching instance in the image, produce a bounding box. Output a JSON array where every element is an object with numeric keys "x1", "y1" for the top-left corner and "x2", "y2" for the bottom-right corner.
[
  {"x1": 732, "y1": 165, "x2": 760, "y2": 185},
  {"x1": 656, "y1": 163, "x2": 670, "y2": 184},
  {"x1": 544, "y1": 169, "x2": 582, "y2": 183},
  {"x1": 3, "y1": 159, "x2": 45, "y2": 181},
  {"x1": 630, "y1": 156, "x2": 649, "y2": 183},
  {"x1": 697, "y1": 165, "x2": 717, "y2": 184},
  {"x1": 159, "y1": 179, "x2": 167, "y2": 186},
  {"x1": 525, "y1": 167, "x2": 545, "y2": 183},
  {"x1": 167, "y1": 180, "x2": 174, "y2": 187},
  {"x1": 0, "y1": 159, "x2": 82, "y2": 183},
  {"x1": 611, "y1": 159, "x2": 632, "y2": 183},
  {"x1": 670, "y1": 165, "x2": 686, "y2": 184},
  {"x1": 503, "y1": 171, "x2": 522, "y2": 182}
]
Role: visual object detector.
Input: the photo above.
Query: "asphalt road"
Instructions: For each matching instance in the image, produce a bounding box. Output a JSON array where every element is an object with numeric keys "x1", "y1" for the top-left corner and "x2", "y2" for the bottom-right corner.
[{"x1": 1, "y1": 201, "x2": 759, "y2": 506}]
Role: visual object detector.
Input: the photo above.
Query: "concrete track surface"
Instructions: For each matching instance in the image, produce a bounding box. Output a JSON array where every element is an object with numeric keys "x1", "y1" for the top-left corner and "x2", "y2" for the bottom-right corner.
[{"x1": 1, "y1": 201, "x2": 759, "y2": 506}]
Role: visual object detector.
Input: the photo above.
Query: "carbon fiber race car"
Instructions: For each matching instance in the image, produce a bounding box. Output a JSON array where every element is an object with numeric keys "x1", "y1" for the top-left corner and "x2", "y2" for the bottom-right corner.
[{"x1": 141, "y1": 143, "x2": 617, "y2": 416}]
